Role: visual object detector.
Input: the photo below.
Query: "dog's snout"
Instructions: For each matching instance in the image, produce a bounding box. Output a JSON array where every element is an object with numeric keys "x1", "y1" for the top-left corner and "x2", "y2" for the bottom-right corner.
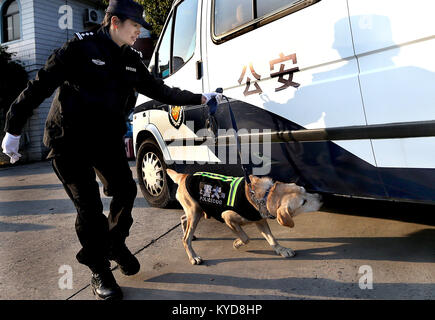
[
  {"x1": 315, "y1": 194, "x2": 323, "y2": 207},
  {"x1": 314, "y1": 193, "x2": 322, "y2": 201}
]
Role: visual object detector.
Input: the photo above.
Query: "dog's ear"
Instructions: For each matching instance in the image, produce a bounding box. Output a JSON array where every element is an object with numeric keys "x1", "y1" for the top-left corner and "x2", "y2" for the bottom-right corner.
[
  {"x1": 249, "y1": 175, "x2": 259, "y2": 183},
  {"x1": 285, "y1": 183, "x2": 303, "y2": 193},
  {"x1": 276, "y1": 207, "x2": 294, "y2": 228}
]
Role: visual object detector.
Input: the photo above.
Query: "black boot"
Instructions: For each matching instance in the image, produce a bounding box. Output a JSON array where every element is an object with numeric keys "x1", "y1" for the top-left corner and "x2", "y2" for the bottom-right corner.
[
  {"x1": 109, "y1": 243, "x2": 140, "y2": 276},
  {"x1": 91, "y1": 269, "x2": 123, "y2": 300}
]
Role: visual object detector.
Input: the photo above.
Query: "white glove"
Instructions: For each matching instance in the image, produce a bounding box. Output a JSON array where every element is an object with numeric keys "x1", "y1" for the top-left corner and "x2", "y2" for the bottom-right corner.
[
  {"x1": 1, "y1": 133, "x2": 21, "y2": 164},
  {"x1": 202, "y1": 92, "x2": 223, "y2": 104}
]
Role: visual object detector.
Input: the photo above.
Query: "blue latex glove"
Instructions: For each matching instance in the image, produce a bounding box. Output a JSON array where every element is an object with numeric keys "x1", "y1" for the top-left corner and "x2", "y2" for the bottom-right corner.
[{"x1": 202, "y1": 92, "x2": 223, "y2": 115}]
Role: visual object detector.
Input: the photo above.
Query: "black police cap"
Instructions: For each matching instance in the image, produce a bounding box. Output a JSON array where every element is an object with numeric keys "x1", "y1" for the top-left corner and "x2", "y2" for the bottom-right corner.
[{"x1": 106, "y1": 0, "x2": 152, "y2": 30}]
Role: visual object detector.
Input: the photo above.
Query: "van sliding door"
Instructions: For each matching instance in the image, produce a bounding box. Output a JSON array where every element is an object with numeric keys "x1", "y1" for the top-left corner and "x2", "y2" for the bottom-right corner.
[
  {"x1": 348, "y1": 0, "x2": 435, "y2": 202},
  {"x1": 204, "y1": 0, "x2": 384, "y2": 198}
]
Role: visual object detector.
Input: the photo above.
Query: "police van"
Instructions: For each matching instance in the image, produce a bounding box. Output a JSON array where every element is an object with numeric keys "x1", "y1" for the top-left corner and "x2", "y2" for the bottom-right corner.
[{"x1": 132, "y1": 0, "x2": 435, "y2": 207}]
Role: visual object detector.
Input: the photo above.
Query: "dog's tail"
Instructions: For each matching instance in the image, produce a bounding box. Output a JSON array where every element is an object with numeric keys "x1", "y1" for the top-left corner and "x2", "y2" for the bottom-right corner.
[{"x1": 166, "y1": 169, "x2": 183, "y2": 185}]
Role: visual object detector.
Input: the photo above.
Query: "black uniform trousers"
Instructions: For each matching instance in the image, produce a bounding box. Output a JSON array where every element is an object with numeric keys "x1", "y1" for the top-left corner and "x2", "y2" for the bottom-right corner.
[{"x1": 51, "y1": 140, "x2": 137, "y2": 272}]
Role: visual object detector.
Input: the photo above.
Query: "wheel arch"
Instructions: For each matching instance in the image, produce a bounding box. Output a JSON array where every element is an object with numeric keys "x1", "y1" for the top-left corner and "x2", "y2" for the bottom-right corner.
[
  {"x1": 135, "y1": 131, "x2": 175, "y2": 208},
  {"x1": 135, "y1": 124, "x2": 172, "y2": 162}
]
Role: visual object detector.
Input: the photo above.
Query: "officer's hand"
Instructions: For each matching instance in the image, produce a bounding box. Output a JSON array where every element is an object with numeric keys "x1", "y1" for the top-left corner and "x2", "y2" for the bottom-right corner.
[
  {"x1": 202, "y1": 92, "x2": 223, "y2": 105},
  {"x1": 1, "y1": 133, "x2": 21, "y2": 164}
]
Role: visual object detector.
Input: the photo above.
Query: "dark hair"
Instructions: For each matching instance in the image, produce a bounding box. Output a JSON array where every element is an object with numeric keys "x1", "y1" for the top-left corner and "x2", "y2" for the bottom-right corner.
[{"x1": 101, "y1": 12, "x2": 128, "y2": 27}]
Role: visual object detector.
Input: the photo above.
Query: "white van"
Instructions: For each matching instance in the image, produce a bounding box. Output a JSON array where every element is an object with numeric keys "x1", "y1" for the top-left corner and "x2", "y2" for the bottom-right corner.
[{"x1": 132, "y1": 0, "x2": 435, "y2": 207}]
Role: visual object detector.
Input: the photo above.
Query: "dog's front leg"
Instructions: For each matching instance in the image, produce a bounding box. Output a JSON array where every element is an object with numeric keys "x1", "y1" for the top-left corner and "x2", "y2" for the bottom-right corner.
[
  {"x1": 181, "y1": 209, "x2": 203, "y2": 265},
  {"x1": 222, "y1": 210, "x2": 250, "y2": 249},
  {"x1": 255, "y1": 219, "x2": 295, "y2": 258},
  {"x1": 181, "y1": 214, "x2": 196, "y2": 241},
  {"x1": 181, "y1": 214, "x2": 187, "y2": 234}
]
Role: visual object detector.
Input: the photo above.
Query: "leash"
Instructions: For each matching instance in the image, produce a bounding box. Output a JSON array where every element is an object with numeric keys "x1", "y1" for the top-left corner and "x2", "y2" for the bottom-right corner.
[
  {"x1": 207, "y1": 89, "x2": 275, "y2": 219},
  {"x1": 208, "y1": 88, "x2": 251, "y2": 184}
]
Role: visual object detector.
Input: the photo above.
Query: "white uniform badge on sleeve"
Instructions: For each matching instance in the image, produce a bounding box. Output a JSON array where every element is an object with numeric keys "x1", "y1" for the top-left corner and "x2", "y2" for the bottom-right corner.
[
  {"x1": 75, "y1": 32, "x2": 94, "y2": 40},
  {"x1": 92, "y1": 59, "x2": 106, "y2": 66}
]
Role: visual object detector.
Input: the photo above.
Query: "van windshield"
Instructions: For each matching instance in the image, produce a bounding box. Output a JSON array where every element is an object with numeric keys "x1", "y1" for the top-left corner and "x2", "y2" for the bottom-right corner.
[{"x1": 173, "y1": 0, "x2": 198, "y2": 73}]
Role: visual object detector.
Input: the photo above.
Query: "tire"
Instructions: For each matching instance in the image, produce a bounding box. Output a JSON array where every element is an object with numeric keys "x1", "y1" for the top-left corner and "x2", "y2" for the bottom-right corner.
[{"x1": 136, "y1": 138, "x2": 172, "y2": 208}]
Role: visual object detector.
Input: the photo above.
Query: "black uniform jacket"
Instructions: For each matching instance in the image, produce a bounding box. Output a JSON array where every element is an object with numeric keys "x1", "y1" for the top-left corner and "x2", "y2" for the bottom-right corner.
[
  {"x1": 185, "y1": 172, "x2": 262, "y2": 223},
  {"x1": 4, "y1": 26, "x2": 203, "y2": 156}
]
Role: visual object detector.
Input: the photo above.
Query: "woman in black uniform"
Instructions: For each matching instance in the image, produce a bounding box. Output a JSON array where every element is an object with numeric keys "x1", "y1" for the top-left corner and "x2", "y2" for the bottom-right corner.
[{"x1": 2, "y1": 0, "x2": 219, "y2": 300}]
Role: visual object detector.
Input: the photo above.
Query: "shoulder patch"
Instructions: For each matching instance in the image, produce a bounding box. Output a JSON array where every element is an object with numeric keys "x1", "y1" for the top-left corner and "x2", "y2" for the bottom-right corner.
[
  {"x1": 130, "y1": 47, "x2": 143, "y2": 59},
  {"x1": 74, "y1": 31, "x2": 95, "y2": 41}
]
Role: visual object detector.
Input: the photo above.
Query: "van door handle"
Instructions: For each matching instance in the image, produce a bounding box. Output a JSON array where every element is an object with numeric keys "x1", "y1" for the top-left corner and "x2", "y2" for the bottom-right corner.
[{"x1": 196, "y1": 60, "x2": 203, "y2": 80}]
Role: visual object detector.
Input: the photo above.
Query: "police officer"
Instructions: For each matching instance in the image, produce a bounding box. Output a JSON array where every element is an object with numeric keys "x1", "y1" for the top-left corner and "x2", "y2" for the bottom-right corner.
[{"x1": 2, "y1": 0, "x2": 219, "y2": 300}]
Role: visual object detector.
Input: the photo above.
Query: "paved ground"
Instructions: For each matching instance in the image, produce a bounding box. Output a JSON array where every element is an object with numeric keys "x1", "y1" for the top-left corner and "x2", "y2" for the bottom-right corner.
[{"x1": 1, "y1": 160, "x2": 434, "y2": 301}]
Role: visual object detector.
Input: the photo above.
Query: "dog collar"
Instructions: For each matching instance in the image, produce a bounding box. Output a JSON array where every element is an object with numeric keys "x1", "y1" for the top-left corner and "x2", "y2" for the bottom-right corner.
[{"x1": 249, "y1": 183, "x2": 275, "y2": 220}]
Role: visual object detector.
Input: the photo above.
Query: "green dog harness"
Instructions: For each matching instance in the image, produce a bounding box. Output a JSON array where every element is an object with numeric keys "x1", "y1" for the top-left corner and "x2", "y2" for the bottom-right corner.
[{"x1": 185, "y1": 172, "x2": 263, "y2": 223}]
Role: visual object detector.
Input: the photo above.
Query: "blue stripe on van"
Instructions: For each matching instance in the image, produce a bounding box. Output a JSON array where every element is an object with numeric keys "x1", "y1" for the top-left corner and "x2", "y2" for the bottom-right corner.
[
  {"x1": 210, "y1": 99, "x2": 434, "y2": 203},
  {"x1": 136, "y1": 99, "x2": 435, "y2": 204}
]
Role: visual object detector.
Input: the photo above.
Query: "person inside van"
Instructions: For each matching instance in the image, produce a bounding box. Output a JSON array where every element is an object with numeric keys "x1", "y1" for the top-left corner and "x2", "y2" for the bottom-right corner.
[{"x1": 1, "y1": 0, "x2": 219, "y2": 300}]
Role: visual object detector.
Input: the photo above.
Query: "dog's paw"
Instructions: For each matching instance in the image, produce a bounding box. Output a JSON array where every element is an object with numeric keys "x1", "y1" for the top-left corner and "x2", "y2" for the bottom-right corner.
[
  {"x1": 275, "y1": 246, "x2": 296, "y2": 258},
  {"x1": 233, "y1": 238, "x2": 248, "y2": 249},
  {"x1": 190, "y1": 256, "x2": 203, "y2": 265}
]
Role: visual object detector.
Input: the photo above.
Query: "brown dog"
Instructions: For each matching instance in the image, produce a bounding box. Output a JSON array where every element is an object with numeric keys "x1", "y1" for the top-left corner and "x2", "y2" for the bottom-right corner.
[{"x1": 166, "y1": 169, "x2": 322, "y2": 265}]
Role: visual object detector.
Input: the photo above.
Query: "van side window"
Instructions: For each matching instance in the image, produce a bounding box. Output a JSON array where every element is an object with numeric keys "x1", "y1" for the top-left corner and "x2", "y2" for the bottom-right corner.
[
  {"x1": 172, "y1": 0, "x2": 198, "y2": 74},
  {"x1": 257, "y1": 0, "x2": 300, "y2": 18},
  {"x1": 214, "y1": 0, "x2": 253, "y2": 36},
  {"x1": 157, "y1": 15, "x2": 173, "y2": 79},
  {"x1": 213, "y1": 0, "x2": 319, "y2": 42}
]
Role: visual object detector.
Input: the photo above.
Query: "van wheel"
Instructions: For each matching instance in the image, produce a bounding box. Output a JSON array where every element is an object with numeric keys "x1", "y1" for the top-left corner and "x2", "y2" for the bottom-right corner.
[{"x1": 136, "y1": 138, "x2": 171, "y2": 208}]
